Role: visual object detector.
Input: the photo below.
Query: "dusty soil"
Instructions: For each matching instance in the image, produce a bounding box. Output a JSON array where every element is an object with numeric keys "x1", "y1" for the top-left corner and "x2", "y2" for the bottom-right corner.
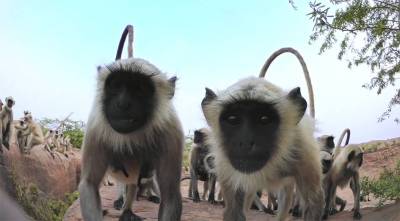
[{"x1": 64, "y1": 145, "x2": 400, "y2": 221}]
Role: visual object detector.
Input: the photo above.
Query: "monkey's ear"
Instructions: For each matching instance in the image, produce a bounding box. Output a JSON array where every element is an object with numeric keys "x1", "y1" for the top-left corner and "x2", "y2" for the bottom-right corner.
[
  {"x1": 97, "y1": 65, "x2": 102, "y2": 72},
  {"x1": 347, "y1": 150, "x2": 355, "y2": 162},
  {"x1": 287, "y1": 87, "x2": 307, "y2": 124},
  {"x1": 202, "y1": 88, "x2": 217, "y2": 106},
  {"x1": 168, "y1": 76, "x2": 177, "y2": 99}
]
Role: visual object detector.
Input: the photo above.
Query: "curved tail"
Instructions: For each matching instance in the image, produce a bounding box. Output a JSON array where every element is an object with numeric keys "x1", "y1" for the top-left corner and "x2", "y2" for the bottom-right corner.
[
  {"x1": 336, "y1": 128, "x2": 351, "y2": 147},
  {"x1": 115, "y1": 25, "x2": 134, "y2": 60},
  {"x1": 259, "y1": 47, "x2": 315, "y2": 119}
]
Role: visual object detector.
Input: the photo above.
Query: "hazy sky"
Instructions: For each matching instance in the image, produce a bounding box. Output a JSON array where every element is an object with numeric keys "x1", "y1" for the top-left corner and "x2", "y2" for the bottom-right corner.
[{"x1": 0, "y1": 1, "x2": 398, "y2": 143}]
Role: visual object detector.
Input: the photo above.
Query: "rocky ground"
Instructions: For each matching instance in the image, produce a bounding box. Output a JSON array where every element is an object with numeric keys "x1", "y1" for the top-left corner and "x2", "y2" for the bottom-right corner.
[{"x1": 64, "y1": 145, "x2": 400, "y2": 221}]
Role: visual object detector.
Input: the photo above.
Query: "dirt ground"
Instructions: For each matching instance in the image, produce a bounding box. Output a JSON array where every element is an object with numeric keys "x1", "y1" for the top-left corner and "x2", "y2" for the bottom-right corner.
[{"x1": 64, "y1": 145, "x2": 400, "y2": 221}]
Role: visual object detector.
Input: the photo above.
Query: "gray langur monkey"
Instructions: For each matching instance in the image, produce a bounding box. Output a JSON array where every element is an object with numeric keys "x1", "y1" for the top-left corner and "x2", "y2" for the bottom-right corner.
[
  {"x1": 79, "y1": 25, "x2": 183, "y2": 221},
  {"x1": 0, "y1": 96, "x2": 15, "y2": 152},
  {"x1": 188, "y1": 128, "x2": 217, "y2": 203},
  {"x1": 21, "y1": 114, "x2": 45, "y2": 154},
  {"x1": 14, "y1": 120, "x2": 28, "y2": 153},
  {"x1": 202, "y1": 47, "x2": 323, "y2": 221},
  {"x1": 201, "y1": 79, "x2": 324, "y2": 221},
  {"x1": 323, "y1": 128, "x2": 362, "y2": 220},
  {"x1": 318, "y1": 135, "x2": 335, "y2": 154}
]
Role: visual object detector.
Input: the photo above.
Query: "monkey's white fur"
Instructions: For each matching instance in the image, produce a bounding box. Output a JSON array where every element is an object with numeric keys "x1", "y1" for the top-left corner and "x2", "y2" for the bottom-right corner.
[
  {"x1": 86, "y1": 58, "x2": 176, "y2": 154},
  {"x1": 203, "y1": 77, "x2": 320, "y2": 193}
]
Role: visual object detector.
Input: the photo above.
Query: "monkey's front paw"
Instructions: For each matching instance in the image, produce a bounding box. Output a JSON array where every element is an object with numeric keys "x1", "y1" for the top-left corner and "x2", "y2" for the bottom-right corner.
[
  {"x1": 329, "y1": 208, "x2": 339, "y2": 215},
  {"x1": 113, "y1": 197, "x2": 124, "y2": 210},
  {"x1": 208, "y1": 196, "x2": 216, "y2": 204},
  {"x1": 148, "y1": 196, "x2": 160, "y2": 204},
  {"x1": 263, "y1": 207, "x2": 275, "y2": 215},
  {"x1": 353, "y1": 211, "x2": 362, "y2": 220},
  {"x1": 119, "y1": 210, "x2": 143, "y2": 221}
]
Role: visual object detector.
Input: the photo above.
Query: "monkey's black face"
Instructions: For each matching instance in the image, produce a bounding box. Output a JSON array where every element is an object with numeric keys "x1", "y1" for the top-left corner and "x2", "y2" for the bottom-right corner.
[
  {"x1": 194, "y1": 130, "x2": 204, "y2": 144},
  {"x1": 326, "y1": 136, "x2": 335, "y2": 149},
  {"x1": 219, "y1": 100, "x2": 280, "y2": 173},
  {"x1": 103, "y1": 70, "x2": 156, "y2": 134}
]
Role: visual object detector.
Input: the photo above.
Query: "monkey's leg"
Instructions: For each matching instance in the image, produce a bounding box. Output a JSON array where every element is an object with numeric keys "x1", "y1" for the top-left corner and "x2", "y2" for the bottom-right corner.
[
  {"x1": 208, "y1": 174, "x2": 217, "y2": 204},
  {"x1": 295, "y1": 164, "x2": 324, "y2": 221},
  {"x1": 202, "y1": 179, "x2": 209, "y2": 200},
  {"x1": 0, "y1": 125, "x2": 3, "y2": 153},
  {"x1": 350, "y1": 174, "x2": 362, "y2": 220},
  {"x1": 277, "y1": 183, "x2": 294, "y2": 221},
  {"x1": 24, "y1": 135, "x2": 33, "y2": 154},
  {"x1": 156, "y1": 143, "x2": 182, "y2": 221},
  {"x1": 78, "y1": 145, "x2": 108, "y2": 221},
  {"x1": 113, "y1": 182, "x2": 125, "y2": 210},
  {"x1": 148, "y1": 176, "x2": 160, "y2": 204},
  {"x1": 3, "y1": 123, "x2": 10, "y2": 149},
  {"x1": 335, "y1": 196, "x2": 346, "y2": 212},
  {"x1": 188, "y1": 178, "x2": 193, "y2": 198},
  {"x1": 269, "y1": 192, "x2": 278, "y2": 210},
  {"x1": 323, "y1": 179, "x2": 335, "y2": 220},
  {"x1": 190, "y1": 169, "x2": 200, "y2": 202},
  {"x1": 119, "y1": 184, "x2": 142, "y2": 221},
  {"x1": 221, "y1": 185, "x2": 245, "y2": 221}
]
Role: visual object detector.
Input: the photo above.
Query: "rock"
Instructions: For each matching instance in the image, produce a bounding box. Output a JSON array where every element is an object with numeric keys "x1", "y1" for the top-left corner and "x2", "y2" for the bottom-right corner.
[{"x1": 0, "y1": 132, "x2": 81, "y2": 200}]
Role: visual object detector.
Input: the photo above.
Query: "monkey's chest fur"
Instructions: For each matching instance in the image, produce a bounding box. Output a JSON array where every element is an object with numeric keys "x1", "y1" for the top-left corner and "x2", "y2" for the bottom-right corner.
[
  {"x1": 106, "y1": 144, "x2": 160, "y2": 184},
  {"x1": 194, "y1": 146, "x2": 211, "y2": 181}
]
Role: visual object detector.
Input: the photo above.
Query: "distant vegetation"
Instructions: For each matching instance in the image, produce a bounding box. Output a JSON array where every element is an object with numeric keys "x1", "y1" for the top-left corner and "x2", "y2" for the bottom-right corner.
[
  {"x1": 39, "y1": 117, "x2": 85, "y2": 149},
  {"x1": 182, "y1": 136, "x2": 193, "y2": 172},
  {"x1": 361, "y1": 160, "x2": 400, "y2": 207},
  {"x1": 360, "y1": 138, "x2": 400, "y2": 153}
]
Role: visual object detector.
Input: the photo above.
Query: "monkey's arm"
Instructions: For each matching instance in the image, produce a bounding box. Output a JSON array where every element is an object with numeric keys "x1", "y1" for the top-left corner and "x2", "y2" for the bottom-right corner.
[
  {"x1": 156, "y1": 128, "x2": 183, "y2": 221},
  {"x1": 78, "y1": 135, "x2": 109, "y2": 221},
  {"x1": 221, "y1": 185, "x2": 246, "y2": 221}
]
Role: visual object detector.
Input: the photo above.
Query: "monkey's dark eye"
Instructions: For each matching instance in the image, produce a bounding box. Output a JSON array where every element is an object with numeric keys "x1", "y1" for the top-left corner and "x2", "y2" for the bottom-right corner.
[
  {"x1": 259, "y1": 115, "x2": 270, "y2": 124},
  {"x1": 225, "y1": 115, "x2": 240, "y2": 125}
]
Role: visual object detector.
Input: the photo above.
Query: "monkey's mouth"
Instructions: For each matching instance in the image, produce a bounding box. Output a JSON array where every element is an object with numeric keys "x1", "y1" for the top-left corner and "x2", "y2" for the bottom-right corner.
[
  {"x1": 108, "y1": 117, "x2": 145, "y2": 134},
  {"x1": 228, "y1": 155, "x2": 269, "y2": 174}
]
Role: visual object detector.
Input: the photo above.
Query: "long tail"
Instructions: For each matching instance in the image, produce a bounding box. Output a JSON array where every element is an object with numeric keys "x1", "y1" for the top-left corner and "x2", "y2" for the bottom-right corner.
[
  {"x1": 336, "y1": 128, "x2": 351, "y2": 147},
  {"x1": 259, "y1": 47, "x2": 315, "y2": 119},
  {"x1": 115, "y1": 25, "x2": 134, "y2": 60}
]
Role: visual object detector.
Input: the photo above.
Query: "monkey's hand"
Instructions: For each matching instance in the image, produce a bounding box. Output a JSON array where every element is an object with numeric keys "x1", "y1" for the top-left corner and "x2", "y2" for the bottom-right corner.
[
  {"x1": 263, "y1": 207, "x2": 275, "y2": 215},
  {"x1": 353, "y1": 211, "x2": 362, "y2": 220},
  {"x1": 119, "y1": 210, "x2": 143, "y2": 221}
]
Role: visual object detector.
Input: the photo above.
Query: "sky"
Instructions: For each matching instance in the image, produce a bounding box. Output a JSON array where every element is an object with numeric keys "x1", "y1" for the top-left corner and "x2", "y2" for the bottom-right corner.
[{"x1": 0, "y1": 0, "x2": 398, "y2": 143}]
